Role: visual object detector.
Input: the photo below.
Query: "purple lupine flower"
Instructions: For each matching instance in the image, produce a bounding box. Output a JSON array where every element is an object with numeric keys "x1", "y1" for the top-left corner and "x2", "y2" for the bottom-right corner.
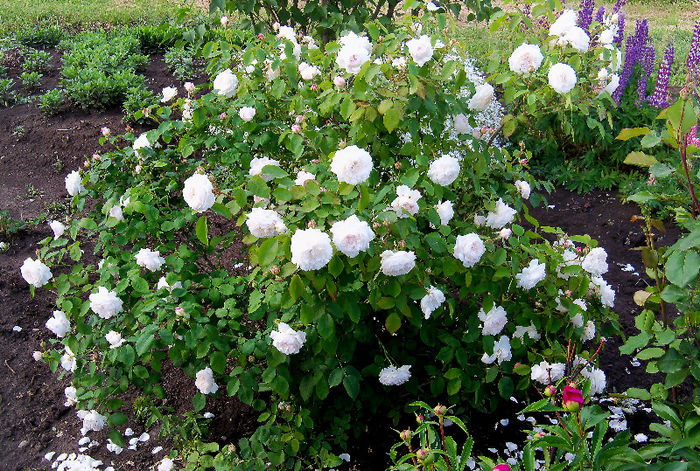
[
  {"x1": 635, "y1": 45, "x2": 656, "y2": 105},
  {"x1": 520, "y1": 3, "x2": 532, "y2": 32},
  {"x1": 648, "y1": 44, "x2": 675, "y2": 109},
  {"x1": 595, "y1": 6, "x2": 605, "y2": 23},
  {"x1": 613, "y1": 0, "x2": 626, "y2": 12},
  {"x1": 578, "y1": 0, "x2": 595, "y2": 33},
  {"x1": 613, "y1": 19, "x2": 649, "y2": 104},
  {"x1": 687, "y1": 21, "x2": 700, "y2": 76},
  {"x1": 613, "y1": 12, "x2": 625, "y2": 47}
]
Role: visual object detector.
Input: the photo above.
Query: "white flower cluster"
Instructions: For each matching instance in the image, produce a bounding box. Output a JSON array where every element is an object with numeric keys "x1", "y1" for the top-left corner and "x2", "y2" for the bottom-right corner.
[
  {"x1": 290, "y1": 228, "x2": 333, "y2": 271},
  {"x1": 378, "y1": 365, "x2": 411, "y2": 386},
  {"x1": 105, "y1": 331, "x2": 126, "y2": 349},
  {"x1": 478, "y1": 305, "x2": 508, "y2": 336},
  {"x1": 270, "y1": 322, "x2": 307, "y2": 355},
  {"x1": 485, "y1": 199, "x2": 516, "y2": 229},
  {"x1": 330, "y1": 215, "x2": 375, "y2": 257},
  {"x1": 246, "y1": 208, "x2": 287, "y2": 238},
  {"x1": 391, "y1": 185, "x2": 422, "y2": 217},
  {"x1": 530, "y1": 360, "x2": 566, "y2": 384},
  {"x1": 183, "y1": 173, "x2": 216, "y2": 213},
  {"x1": 515, "y1": 259, "x2": 546, "y2": 290},
  {"x1": 336, "y1": 32, "x2": 372, "y2": 75},
  {"x1": 89, "y1": 287, "x2": 123, "y2": 319},
  {"x1": 435, "y1": 200, "x2": 454, "y2": 226},
  {"x1": 549, "y1": 9, "x2": 590, "y2": 52}
]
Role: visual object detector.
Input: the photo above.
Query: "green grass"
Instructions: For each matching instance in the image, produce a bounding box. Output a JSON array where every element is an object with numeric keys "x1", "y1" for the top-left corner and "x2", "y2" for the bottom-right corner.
[{"x1": 0, "y1": 0, "x2": 205, "y2": 36}]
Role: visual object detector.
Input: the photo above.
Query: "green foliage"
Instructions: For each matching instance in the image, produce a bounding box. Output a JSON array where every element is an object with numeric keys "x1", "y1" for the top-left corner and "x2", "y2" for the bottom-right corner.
[
  {"x1": 20, "y1": 71, "x2": 42, "y2": 91},
  {"x1": 60, "y1": 31, "x2": 148, "y2": 110},
  {"x1": 0, "y1": 78, "x2": 17, "y2": 106},
  {"x1": 164, "y1": 45, "x2": 197, "y2": 81},
  {"x1": 123, "y1": 86, "x2": 159, "y2": 124},
  {"x1": 38, "y1": 88, "x2": 64, "y2": 116},
  {"x1": 22, "y1": 49, "x2": 52, "y2": 73},
  {"x1": 15, "y1": 25, "x2": 63, "y2": 48},
  {"x1": 133, "y1": 23, "x2": 182, "y2": 54}
]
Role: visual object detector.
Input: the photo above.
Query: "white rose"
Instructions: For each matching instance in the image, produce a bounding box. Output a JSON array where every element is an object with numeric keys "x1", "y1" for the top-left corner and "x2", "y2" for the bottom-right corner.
[
  {"x1": 599, "y1": 28, "x2": 615, "y2": 45},
  {"x1": 478, "y1": 305, "x2": 508, "y2": 336},
  {"x1": 105, "y1": 331, "x2": 126, "y2": 349},
  {"x1": 582, "y1": 320, "x2": 596, "y2": 341},
  {"x1": 582, "y1": 247, "x2": 608, "y2": 276},
  {"x1": 183, "y1": 173, "x2": 216, "y2": 213},
  {"x1": 590, "y1": 275, "x2": 615, "y2": 307},
  {"x1": 453, "y1": 113, "x2": 470, "y2": 134},
  {"x1": 109, "y1": 205, "x2": 124, "y2": 221},
  {"x1": 277, "y1": 25, "x2": 296, "y2": 41},
  {"x1": 246, "y1": 208, "x2": 287, "y2": 238},
  {"x1": 514, "y1": 322, "x2": 540, "y2": 341},
  {"x1": 333, "y1": 75, "x2": 346, "y2": 87},
  {"x1": 64, "y1": 386, "x2": 78, "y2": 407},
  {"x1": 380, "y1": 250, "x2": 416, "y2": 276},
  {"x1": 239, "y1": 106, "x2": 256, "y2": 122},
  {"x1": 454, "y1": 234, "x2": 485, "y2": 268},
  {"x1": 89, "y1": 286, "x2": 123, "y2": 319},
  {"x1": 486, "y1": 198, "x2": 516, "y2": 229},
  {"x1": 20, "y1": 257, "x2": 52, "y2": 287},
  {"x1": 46, "y1": 310, "x2": 71, "y2": 338},
  {"x1": 295, "y1": 170, "x2": 315, "y2": 186},
  {"x1": 481, "y1": 335, "x2": 512, "y2": 364},
  {"x1": 514, "y1": 180, "x2": 531, "y2": 199},
  {"x1": 133, "y1": 133, "x2": 151, "y2": 151},
  {"x1": 213, "y1": 69, "x2": 238, "y2": 97},
  {"x1": 195, "y1": 367, "x2": 219, "y2": 394},
  {"x1": 330, "y1": 215, "x2": 375, "y2": 258},
  {"x1": 427, "y1": 155, "x2": 460, "y2": 186},
  {"x1": 184, "y1": 81, "x2": 195, "y2": 93},
  {"x1": 61, "y1": 346, "x2": 77, "y2": 372},
  {"x1": 290, "y1": 228, "x2": 333, "y2": 271},
  {"x1": 549, "y1": 9, "x2": 578, "y2": 37},
  {"x1": 336, "y1": 32, "x2": 372, "y2": 75},
  {"x1": 581, "y1": 367, "x2": 606, "y2": 395},
  {"x1": 65, "y1": 170, "x2": 84, "y2": 196},
  {"x1": 508, "y1": 43, "x2": 544, "y2": 75},
  {"x1": 135, "y1": 248, "x2": 165, "y2": 272},
  {"x1": 81, "y1": 410, "x2": 107, "y2": 434},
  {"x1": 559, "y1": 26, "x2": 590, "y2": 52},
  {"x1": 298, "y1": 62, "x2": 321, "y2": 80},
  {"x1": 161, "y1": 86, "x2": 178, "y2": 103},
  {"x1": 515, "y1": 259, "x2": 547, "y2": 290},
  {"x1": 406, "y1": 35, "x2": 434, "y2": 66},
  {"x1": 599, "y1": 74, "x2": 620, "y2": 97},
  {"x1": 548, "y1": 63, "x2": 577, "y2": 94},
  {"x1": 421, "y1": 286, "x2": 445, "y2": 319},
  {"x1": 158, "y1": 458, "x2": 174, "y2": 471},
  {"x1": 378, "y1": 365, "x2": 411, "y2": 386},
  {"x1": 473, "y1": 214, "x2": 486, "y2": 226},
  {"x1": 530, "y1": 361, "x2": 565, "y2": 384},
  {"x1": 499, "y1": 228, "x2": 512, "y2": 240},
  {"x1": 49, "y1": 220, "x2": 66, "y2": 239},
  {"x1": 330, "y1": 145, "x2": 373, "y2": 185},
  {"x1": 249, "y1": 156, "x2": 281, "y2": 182},
  {"x1": 391, "y1": 185, "x2": 422, "y2": 217},
  {"x1": 270, "y1": 322, "x2": 307, "y2": 355},
  {"x1": 435, "y1": 200, "x2": 454, "y2": 226},
  {"x1": 468, "y1": 83, "x2": 494, "y2": 112}
]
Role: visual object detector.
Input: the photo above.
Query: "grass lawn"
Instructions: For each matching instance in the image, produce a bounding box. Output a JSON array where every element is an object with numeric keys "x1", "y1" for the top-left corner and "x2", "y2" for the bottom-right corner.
[{"x1": 0, "y1": 0, "x2": 206, "y2": 35}]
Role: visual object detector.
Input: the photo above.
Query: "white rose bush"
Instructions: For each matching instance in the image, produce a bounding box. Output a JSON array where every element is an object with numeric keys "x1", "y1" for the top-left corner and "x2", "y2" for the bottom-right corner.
[{"x1": 24, "y1": 8, "x2": 620, "y2": 469}]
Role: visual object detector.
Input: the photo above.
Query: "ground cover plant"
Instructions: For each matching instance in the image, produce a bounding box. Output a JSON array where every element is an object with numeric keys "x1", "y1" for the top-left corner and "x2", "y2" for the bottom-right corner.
[{"x1": 0, "y1": 0, "x2": 699, "y2": 470}]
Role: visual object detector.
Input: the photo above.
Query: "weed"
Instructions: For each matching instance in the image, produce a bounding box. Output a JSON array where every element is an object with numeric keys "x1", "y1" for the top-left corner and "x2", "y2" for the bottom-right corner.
[
  {"x1": 0, "y1": 78, "x2": 17, "y2": 106},
  {"x1": 25, "y1": 183, "x2": 43, "y2": 199},
  {"x1": 0, "y1": 210, "x2": 26, "y2": 235},
  {"x1": 20, "y1": 71, "x2": 42, "y2": 91},
  {"x1": 12, "y1": 124, "x2": 25, "y2": 138},
  {"x1": 22, "y1": 49, "x2": 52, "y2": 73},
  {"x1": 164, "y1": 45, "x2": 197, "y2": 81}
]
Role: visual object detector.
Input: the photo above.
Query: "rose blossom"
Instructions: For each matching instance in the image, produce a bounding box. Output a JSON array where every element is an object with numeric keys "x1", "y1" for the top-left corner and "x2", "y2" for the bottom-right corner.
[
  {"x1": 380, "y1": 250, "x2": 416, "y2": 276},
  {"x1": 298, "y1": 62, "x2": 321, "y2": 80},
  {"x1": 515, "y1": 259, "x2": 547, "y2": 290},
  {"x1": 508, "y1": 43, "x2": 544, "y2": 75},
  {"x1": 514, "y1": 180, "x2": 531, "y2": 199},
  {"x1": 513, "y1": 322, "x2": 540, "y2": 341},
  {"x1": 427, "y1": 155, "x2": 460, "y2": 186},
  {"x1": 485, "y1": 199, "x2": 517, "y2": 229},
  {"x1": 20, "y1": 257, "x2": 52, "y2": 287},
  {"x1": 435, "y1": 200, "x2": 454, "y2": 226},
  {"x1": 379, "y1": 365, "x2": 411, "y2": 386},
  {"x1": 330, "y1": 145, "x2": 373, "y2": 184},
  {"x1": 109, "y1": 205, "x2": 124, "y2": 221},
  {"x1": 468, "y1": 83, "x2": 495, "y2": 112},
  {"x1": 478, "y1": 305, "x2": 508, "y2": 336},
  {"x1": 61, "y1": 346, "x2": 77, "y2": 372},
  {"x1": 270, "y1": 322, "x2": 306, "y2": 354},
  {"x1": 195, "y1": 367, "x2": 218, "y2": 394},
  {"x1": 406, "y1": 35, "x2": 434, "y2": 66},
  {"x1": 184, "y1": 81, "x2": 195, "y2": 93},
  {"x1": 239, "y1": 106, "x2": 256, "y2": 122},
  {"x1": 295, "y1": 170, "x2": 315, "y2": 186},
  {"x1": 64, "y1": 386, "x2": 78, "y2": 407},
  {"x1": 79, "y1": 410, "x2": 107, "y2": 434},
  {"x1": 65, "y1": 170, "x2": 84, "y2": 196},
  {"x1": 391, "y1": 185, "x2": 422, "y2": 217},
  {"x1": 105, "y1": 331, "x2": 126, "y2": 349},
  {"x1": 421, "y1": 286, "x2": 445, "y2": 319},
  {"x1": 333, "y1": 76, "x2": 345, "y2": 87},
  {"x1": 213, "y1": 69, "x2": 238, "y2": 97},
  {"x1": 89, "y1": 287, "x2": 123, "y2": 319},
  {"x1": 290, "y1": 228, "x2": 333, "y2": 271},
  {"x1": 454, "y1": 233, "x2": 485, "y2": 268},
  {"x1": 133, "y1": 133, "x2": 151, "y2": 152},
  {"x1": 330, "y1": 215, "x2": 375, "y2": 258},
  {"x1": 453, "y1": 113, "x2": 469, "y2": 134},
  {"x1": 582, "y1": 247, "x2": 608, "y2": 276},
  {"x1": 161, "y1": 86, "x2": 177, "y2": 103},
  {"x1": 246, "y1": 208, "x2": 287, "y2": 238},
  {"x1": 548, "y1": 63, "x2": 577, "y2": 94},
  {"x1": 481, "y1": 335, "x2": 512, "y2": 364},
  {"x1": 336, "y1": 32, "x2": 372, "y2": 74},
  {"x1": 46, "y1": 310, "x2": 70, "y2": 338},
  {"x1": 135, "y1": 248, "x2": 165, "y2": 271}
]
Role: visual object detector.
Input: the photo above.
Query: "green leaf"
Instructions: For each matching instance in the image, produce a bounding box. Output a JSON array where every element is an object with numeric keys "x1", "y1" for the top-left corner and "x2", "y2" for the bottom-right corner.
[
  {"x1": 109, "y1": 412, "x2": 128, "y2": 426},
  {"x1": 657, "y1": 348, "x2": 685, "y2": 373},
  {"x1": 211, "y1": 202, "x2": 232, "y2": 219},
  {"x1": 196, "y1": 215, "x2": 209, "y2": 246},
  {"x1": 289, "y1": 275, "x2": 304, "y2": 302},
  {"x1": 616, "y1": 127, "x2": 650, "y2": 140},
  {"x1": 135, "y1": 326, "x2": 157, "y2": 356},
  {"x1": 521, "y1": 398, "x2": 563, "y2": 413},
  {"x1": 623, "y1": 151, "x2": 658, "y2": 167},
  {"x1": 211, "y1": 351, "x2": 227, "y2": 374},
  {"x1": 343, "y1": 374, "x2": 360, "y2": 399},
  {"x1": 625, "y1": 387, "x2": 651, "y2": 400},
  {"x1": 377, "y1": 297, "x2": 395, "y2": 309},
  {"x1": 383, "y1": 106, "x2": 401, "y2": 133},
  {"x1": 109, "y1": 429, "x2": 125, "y2": 448},
  {"x1": 317, "y1": 313, "x2": 335, "y2": 339},
  {"x1": 385, "y1": 313, "x2": 401, "y2": 333},
  {"x1": 498, "y1": 377, "x2": 514, "y2": 399},
  {"x1": 328, "y1": 368, "x2": 344, "y2": 388},
  {"x1": 640, "y1": 132, "x2": 662, "y2": 148},
  {"x1": 193, "y1": 392, "x2": 206, "y2": 411},
  {"x1": 247, "y1": 175, "x2": 270, "y2": 198},
  {"x1": 665, "y1": 250, "x2": 700, "y2": 287},
  {"x1": 258, "y1": 238, "x2": 279, "y2": 266}
]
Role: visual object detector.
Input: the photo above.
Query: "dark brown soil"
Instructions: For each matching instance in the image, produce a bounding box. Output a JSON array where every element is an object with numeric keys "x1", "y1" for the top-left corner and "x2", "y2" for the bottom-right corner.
[{"x1": 0, "y1": 46, "x2": 683, "y2": 471}]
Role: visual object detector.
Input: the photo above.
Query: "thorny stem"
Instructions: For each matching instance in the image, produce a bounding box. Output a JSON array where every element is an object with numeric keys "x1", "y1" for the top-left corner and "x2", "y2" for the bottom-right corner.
[
  {"x1": 643, "y1": 216, "x2": 669, "y2": 327},
  {"x1": 677, "y1": 100, "x2": 700, "y2": 218},
  {"x1": 439, "y1": 417, "x2": 452, "y2": 471},
  {"x1": 406, "y1": 441, "x2": 418, "y2": 468}
]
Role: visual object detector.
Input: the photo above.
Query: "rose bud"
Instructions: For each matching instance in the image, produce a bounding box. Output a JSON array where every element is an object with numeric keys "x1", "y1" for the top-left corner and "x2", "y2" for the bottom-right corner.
[{"x1": 562, "y1": 385, "x2": 584, "y2": 412}]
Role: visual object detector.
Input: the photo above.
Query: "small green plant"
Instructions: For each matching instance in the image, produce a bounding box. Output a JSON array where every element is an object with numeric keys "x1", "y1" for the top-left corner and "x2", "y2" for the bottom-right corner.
[
  {"x1": 133, "y1": 23, "x2": 181, "y2": 54},
  {"x1": 24, "y1": 183, "x2": 43, "y2": 199},
  {"x1": 12, "y1": 124, "x2": 25, "y2": 138},
  {"x1": 0, "y1": 210, "x2": 26, "y2": 236},
  {"x1": 20, "y1": 71, "x2": 42, "y2": 91},
  {"x1": 39, "y1": 89, "x2": 64, "y2": 116},
  {"x1": 123, "y1": 86, "x2": 159, "y2": 124},
  {"x1": 164, "y1": 45, "x2": 197, "y2": 81},
  {"x1": 15, "y1": 25, "x2": 63, "y2": 48},
  {"x1": 0, "y1": 78, "x2": 17, "y2": 106},
  {"x1": 22, "y1": 49, "x2": 52, "y2": 73}
]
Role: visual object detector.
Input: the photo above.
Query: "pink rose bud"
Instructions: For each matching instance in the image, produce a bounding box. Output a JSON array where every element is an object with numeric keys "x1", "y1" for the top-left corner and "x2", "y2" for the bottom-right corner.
[
  {"x1": 499, "y1": 228, "x2": 512, "y2": 239},
  {"x1": 433, "y1": 404, "x2": 447, "y2": 416},
  {"x1": 258, "y1": 33, "x2": 264, "y2": 39},
  {"x1": 563, "y1": 385, "x2": 584, "y2": 412},
  {"x1": 400, "y1": 429, "x2": 412, "y2": 441},
  {"x1": 416, "y1": 414, "x2": 424, "y2": 423},
  {"x1": 134, "y1": 164, "x2": 142, "y2": 173},
  {"x1": 395, "y1": 161, "x2": 402, "y2": 169},
  {"x1": 220, "y1": 113, "x2": 227, "y2": 120},
  {"x1": 397, "y1": 240, "x2": 406, "y2": 248},
  {"x1": 333, "y1": 76, "x2": 345, "y2": 87},
  {"x1": 101, "y1": 126, "x2": 110, "y2": 137},
  {"x1": 647, "y1": 174, "x2": 655, "y2": 186},
  {"x1": 291, "y1": 124, "x2": 301, "y2": 134},
  {"x1": 565, "y1": 289, "x2": 572, "y2": 296},
  {"x1": 270, "y1": 265, "x2": 280, "y2": 275},
  {"x1": 312, "y1": 159, "x2": 319, "y2": 164},
  {"x1": 339, "y1": 140, "x2": 346, "y2": 149},
  {"x1": 175, "y1": 307, "x2": 185, "y2": 317},
  {"x1": 220, "y1": 16, "x2": 228, "y2": 27},
  {"x1": 415, "y1": 448, "x2": 430, "y2": 461},
  {"x1": 184, "y1": 82, "x2": 195, "y2": 93},
  {"x1": 311, "y1": 83, "x2": 318, "y2": 91},
  {"x1": 83, "y1": 160, "x2": 90, "y2": 168},
  {"x1": 520, "y1": 158, "x2": 528, "y2": 165},
  {"x1": 273, "y1": 22, "x2": 280, "y2": 31},
  {"x1": 372, "y1": 222, "x2": 381, "y2": 229},
  {"x1": 544, "y1": 384, "x2": 556, "y2": 397},
  {"x1": 494, "y1": 465, "x2": 511, "y2": 471}
]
